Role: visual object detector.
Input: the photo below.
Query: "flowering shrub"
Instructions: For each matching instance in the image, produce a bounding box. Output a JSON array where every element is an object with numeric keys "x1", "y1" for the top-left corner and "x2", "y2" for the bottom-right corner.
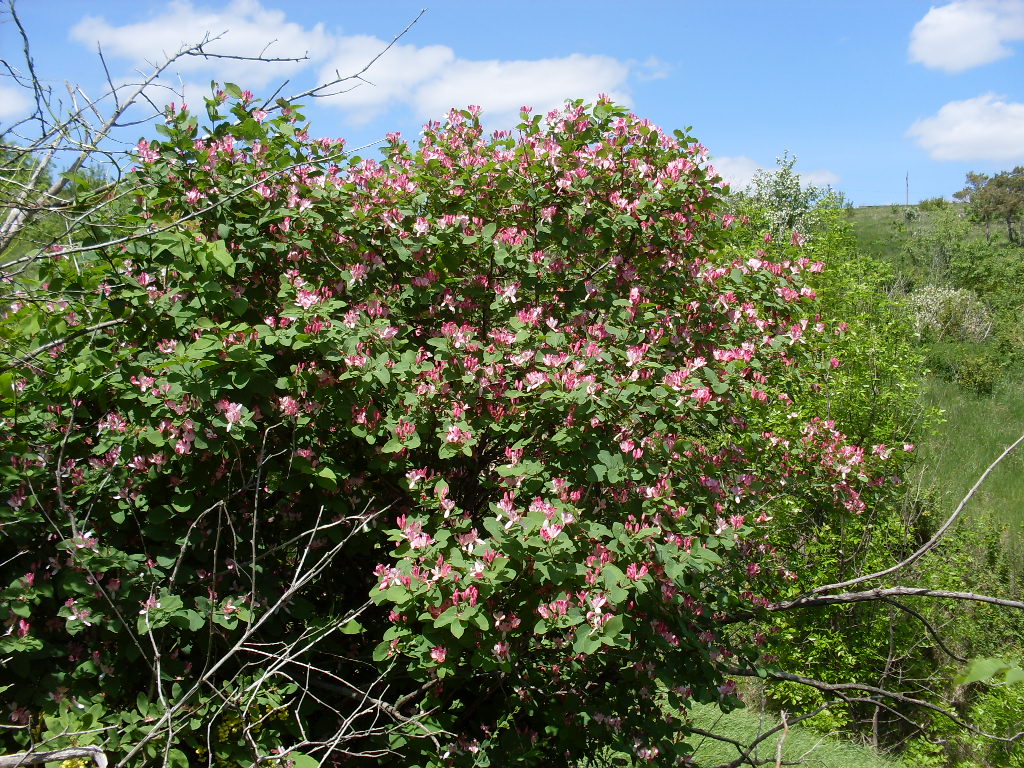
[
  {"x1": 0, "y1": 93, "x2": 908, "y2": 765},
  {"x1": 907, "y1": 284, "x2": 992, "y2": 344}
]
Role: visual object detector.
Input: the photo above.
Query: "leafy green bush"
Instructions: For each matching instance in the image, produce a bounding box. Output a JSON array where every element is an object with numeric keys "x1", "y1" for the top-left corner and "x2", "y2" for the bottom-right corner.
[
  {"x1": 961, "y1": 680, "x2": 1024, "y2": 767},
  {"x1": 917, "y1": 197, "x2": 950, "y2": 212},
  {"x1": 955, "y1": 349, "x2": 1004, "y2": 395},
  {"x1": 0, "y1": 93, "x2": 924, "y2": 765}
]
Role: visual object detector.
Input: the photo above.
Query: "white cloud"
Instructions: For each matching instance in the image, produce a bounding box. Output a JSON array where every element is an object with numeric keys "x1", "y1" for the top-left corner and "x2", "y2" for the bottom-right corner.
[
  {"x1": 411, "y1": 54, "x2": 631, "y2": 127},
  {"x1": 802, "y1": 169, "x2": 842, "y2": 187},
  {"x1": 70, "y1": 1, "x2": 640, "y2": 128},
  {"x1": 909, "y1": 0, "x2": 1024, "y2": 73},
  {"x1": 315, "y1": 38, "x2": 455, "y2": 124},
  {"x1": 318, "y1": 41, "x2": 633, "y2": 127},
  {"x1": 70, "y1": 0, "x2": 332, "y2": 88},
  {"x1": 634, "y1": 56, "x2": 671, "y2": 82},
  {"x1": 710, "y1": 156, "x2": 763, "y2": 190},
  {"x1": 0, "y1": 83, "x2": 32, "y2": 121},
  {"x1": 907, "y1": 92, "x2": 1024, "y2": 161},
  {"x1": 710, "y1": 156, "x2": 839, "y2": 191}
]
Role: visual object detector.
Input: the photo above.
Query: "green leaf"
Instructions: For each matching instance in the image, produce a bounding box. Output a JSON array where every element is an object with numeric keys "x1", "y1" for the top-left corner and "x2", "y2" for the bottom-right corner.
[
  {"x1": 371, "y1": 641, "x2": 391, "y2": 662},
  {"x1": 382, "y1": 438, "x2": 405, "y2": 453},
  {"x1": 958, "y1": 657, "x2": 1010, "y2": 685},
  {"x1": 600, "y1": 615, "x2": 624, "y2": 645},
  {"x1": 573, "y1": 631, "x2": 602, "y2": 655},
  {"x1": 339, "y1": 618, "x2": 364, "y2": 635},
  {"x1": 315, "y1": 467, "x2": 338, "y2": 489},
  {"x1": 434, "y1": 605, "x2": 459, "y2": 628},
  {"x1": 1004, "y1": 667, "x2": 1024, "y2": 685}
]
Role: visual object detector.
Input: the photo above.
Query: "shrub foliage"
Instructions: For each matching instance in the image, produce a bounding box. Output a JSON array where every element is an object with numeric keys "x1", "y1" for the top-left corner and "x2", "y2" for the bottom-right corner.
[{"x1": 1, "y1": 94, "x2": 911, "y2": 765}]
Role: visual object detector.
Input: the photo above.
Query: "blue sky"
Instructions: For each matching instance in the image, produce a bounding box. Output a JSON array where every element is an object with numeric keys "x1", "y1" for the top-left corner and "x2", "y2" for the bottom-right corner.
[{"x1": 2, "y1": 0, "x2": 1023, "y2": 205}]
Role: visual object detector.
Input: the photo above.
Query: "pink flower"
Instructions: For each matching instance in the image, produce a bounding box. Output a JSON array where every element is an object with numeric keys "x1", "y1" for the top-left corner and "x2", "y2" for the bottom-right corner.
[
  {"x1": 278, "y1": 396, "x2": 300, "y2": 416},
  {"x1": 139, "y1": 596, "x2": 161, "y2": 614},
  {"x1": 216, "y1": 400, "x2": 244, "y2": 431},
  {"x1": 691, "y1": 387, "x2": 712, "y2": 406},
  {"x1": 493, "y1": 641, "x2": 510, "y2": 661},
  {"x1": 625, "y1": 563, "x2": 649, "y2": 580},
  {"x1": 495, "y1": 613, "x2": 521, "y2": 632},
  {"x1": 295, "y1": 289, "x2": 321, "y2": 309},
  {"x1": 539, "y1": 520, "x2": 563, "y2": 541},
  {"x1": 97, "y1": 412, "x2": 128, "y2": 434},
  {"x1": 430, "y1": 646, "x2": 447, "y2": 663},
  {"x1": 446, "y1": 425, "x2": 471, "y2": 443},
  {"x1": 395, "y1": 419, "x2": 416, "y2": 441},
  {"x1": 136, "y1": 139, "x2": 160, "y2": 163},
  {"x1": 6, "y1": 487, "x2": 26, "y2": 511}
]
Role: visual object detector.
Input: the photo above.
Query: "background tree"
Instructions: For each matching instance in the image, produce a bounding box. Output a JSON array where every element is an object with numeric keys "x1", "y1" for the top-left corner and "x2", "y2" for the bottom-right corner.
[
  {"x1": 740, "y1": 151, "x2": 840, "y2": 238},
  {"x1": 955, "y1": 168, "x2": 1024, "y2": 245}
]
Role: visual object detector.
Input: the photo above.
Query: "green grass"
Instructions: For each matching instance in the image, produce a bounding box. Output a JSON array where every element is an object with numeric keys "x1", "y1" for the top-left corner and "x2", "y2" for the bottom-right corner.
[
  {"x1": 914, "y1": 375, "x2": 1024, "y2": 538},
  {"x1": 686, "y1": 705, "x2": 908, "y2": 768},
  {"x1": 846, "y1": 205, "x2": 908, "y2": 263},
  {"x1": 845, "y1": 204, "x2": 965, "y2": 265},
  {"x1": 585, "y1": 705, "x2": 909, "y2": 768}
]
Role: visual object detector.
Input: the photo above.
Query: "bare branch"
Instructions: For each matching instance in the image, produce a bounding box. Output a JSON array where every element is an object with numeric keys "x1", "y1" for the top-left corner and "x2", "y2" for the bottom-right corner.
[
  {"x1": 774, "y1": 586, "x2": 1024, "y2": 612},
  {"x1": 0, "y1": 745, "x2": 107, "y2": 768},
  {"x1": 277, "y1": 8, "x2": 427, "y2": 105},
  {"x1": 875, "y1": 597, "x2": 967, "y2": 663},
  {"x1": 6, "y1": 318, "x2": 126, "y2": 367},
  {"x1": 808, "y1": 431, "x2": 1024, "y2": 595},
  {"x1": 731, "y1": 667, "x2": 1024, "y2": 744}
]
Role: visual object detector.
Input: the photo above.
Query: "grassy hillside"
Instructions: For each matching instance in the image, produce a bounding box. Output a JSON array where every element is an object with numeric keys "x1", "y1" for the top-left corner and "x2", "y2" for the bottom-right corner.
[
  {"x1": 848, "y1": 203, "x2": 1024, "y2": 538},
  {"x1": 686, "y1": 705, "x2": 909, "y2": 768},
  {"x1": 846, "y1": 202, "x2": 967, "y2": 264},
  {"x1": 915, "y1": 375, "x2": 1024, "y2": 541},
  {"x1": 588, "y1": 705, "x2": 909, "y2": 767}
]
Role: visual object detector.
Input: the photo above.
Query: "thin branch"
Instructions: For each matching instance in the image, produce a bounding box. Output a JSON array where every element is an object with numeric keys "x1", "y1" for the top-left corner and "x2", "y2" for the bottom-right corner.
[
  {"x1": 279, "y1": 9, "x2": 427, "y2": 105},
  {"x1": 773, "y1": 586, "x2": 1024, "y2": 612},
  {"x1": 876, "y1": 597, "x2": 967, "y2": 663},
  {"x1": 731, "y1": 667, "x2": 1024, "y2": 744},
  {"x1": 0, "y1": 746, "x2": 107, "y2": 768},
  {"x1": 0, "y1": 137, "x2": 382, "y2": 275},
  {"x1": 702, "y1": 703, "x2": 832, "y2": 768},
  {"x1": 6, "y1": 318, "x2": 126, "y2": 366},
  {"x1": 115, "y1": 502, "x2": 396, "y2": 767},
  {"x1": 808, "y1": 431, "x2": 1024, "y2": 595}
]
